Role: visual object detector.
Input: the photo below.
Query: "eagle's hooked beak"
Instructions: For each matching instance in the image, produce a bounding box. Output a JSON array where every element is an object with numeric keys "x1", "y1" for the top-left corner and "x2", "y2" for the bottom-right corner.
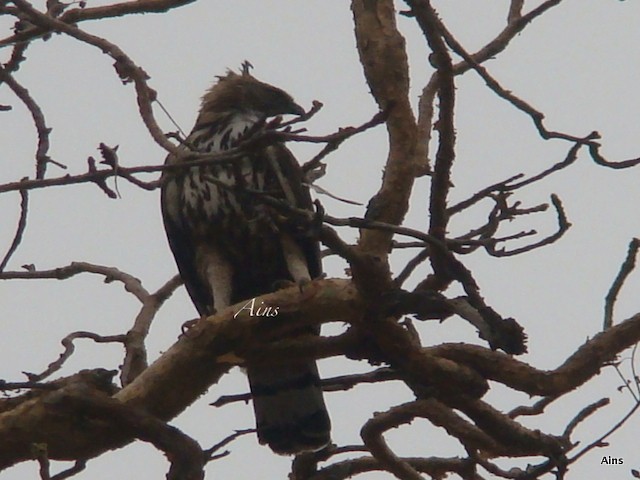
[{"x1": 289, "y1": 103, "x2": 306, "y2": 116}]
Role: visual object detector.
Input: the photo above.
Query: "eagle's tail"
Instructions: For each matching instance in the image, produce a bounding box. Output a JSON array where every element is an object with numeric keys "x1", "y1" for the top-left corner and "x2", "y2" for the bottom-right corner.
[{"x1": 248, "y1": 361, "x2": 331, "y2": 455}]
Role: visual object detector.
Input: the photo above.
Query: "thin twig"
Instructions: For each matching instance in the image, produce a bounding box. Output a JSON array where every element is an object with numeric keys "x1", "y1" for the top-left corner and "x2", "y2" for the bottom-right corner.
[
  {"x1": 9, "y1": 0, "x2": 179, "y2": 155},
  {"x1": 0, "y1": 65, "x2": 58, "y2": 177},
  {"x1": 34, "y1": 444, "x2": 51, "y2": 480},
  {"x1": 322, "y1": 368, "x2": 400, "y2": 392},
  {"x1": 3, "y1": 40, "x2": 29, "y2": 73},
  {"x1": 0, "y1": 114, "x2": 382, "y2": 196},
  {"x1": 210, "y1": 368, "x2": 399, "y2": 407},
  {"x1": 447, "y1": 174, "x2": 523, "y2": 215},
  {"x1": 568, "y1": 401, "x2": 640, "y2": 465},
  {"x1": 508, "y1": 396, "x2": 555, "y2": 419},
  {"x1": 612, "y1": 361, "x2": 637, "y2": 402},
  {"x1": 0, "y1": 380, "x2": 57, "y2": 391},
  {"x1": 393, "y1": 248, "x2": 430, "y2": 287},
  {"x1": 603, "y1": 238, "x2": 640, "y2": 330},
  {"x1": 120, "y1": 274, "x2": 182, "y2": 385},
  {"x1": 309, "y1": 455, "x2": 478, "y2": 480},
  {"x1": 487, "y1": 194, "x2": 570, "y2": 257},
  {"x1": 50, "y1": 460, "x2": 87, "y2": 480},
  {"x1": 203, "y1": 429, "x2": 254, "y2": 461},
  {"x1": 507, "y1": 138, "x2": 591, "y2": 190},
  {"x1": 632, "y1": 344, "x2": 640, "y2": 400},
  {"x1": 25, "y1": 331, "x2": 127, "y2": 382},
  {"x1": 0, "y1": 184, "x2": 28, "y2": 272},
  {"x1": 0, "y1": 262, "x2": 151, "y2": 301},
  {"x1": 563, "y1": 398, "x2": 609, "y2": 439},
  {"x1": 437, "y1": 17, "x2": 640, "y2": 169},
  {"x1": 301, "y1": 108, "x2": 388, "y2": 173},
  {"x1": 0, "y1": 1, "x2": 200, "y2": 47}
]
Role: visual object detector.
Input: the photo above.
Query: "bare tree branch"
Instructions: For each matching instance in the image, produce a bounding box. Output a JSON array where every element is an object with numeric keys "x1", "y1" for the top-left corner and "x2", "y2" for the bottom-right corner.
[
  {"x1": 351, "y1": 0, "x2": 425, "y2": 257},
  {"x1": 203, "y1": 429, "x2": 254, "y2": 462},
  {"x1": 0, "y1": 279, "x2": 360, "y2": 469},
  {"x1": 486, "y1": 194, "x2": 570, "y2": 257},
  {"x1": 0, "y1": 65, "x2": 57, "y2": 177},
  {"x1": 26, "y1": 331, "x2": 126, "y2": 382},
  {"x1": 436, "y1": 16, "x2": 640, "y2": 169},
  {"x1": 8, "y1": 0, "x2": 179, "y2": 155},
  {"x1": 405, "y1": 0, "x2": 457, "y2": 292},
  {"x1": 2, "y1": 1, "x2": 639, "y2": 477},
  {"x1": 604, "y1": 238, "x2": 640, "y2": 330},
  {"x1": 0, "y1": 1, "x2": 198, "y2": 46},
  {"x1": 0, "y1": 184, "x2": 28, "y2": 272},
  {"x1": 0, "y1": 113, "x2": 383, "y2": 197},
  {"x1": 415, "y1": 0, "x2": 564, "y2": 167},
  {"x1": 52, "y1": 390, "x2": 205, "y2": 480},
  {"x1": 361, "y1": 403, "x2": 425, "y2": 480},
  {"x1": 121, "y1": 274, "x2": 182, "y2": 385},
  {"x1": 0, "y1": 262, "x2": 151, "y2": 301}
]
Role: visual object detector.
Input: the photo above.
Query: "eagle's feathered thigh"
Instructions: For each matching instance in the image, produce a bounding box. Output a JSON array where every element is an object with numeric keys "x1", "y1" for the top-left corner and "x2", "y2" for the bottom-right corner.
[{"x1": 160, "y1": 68, "x2": 331, "y2": 454}]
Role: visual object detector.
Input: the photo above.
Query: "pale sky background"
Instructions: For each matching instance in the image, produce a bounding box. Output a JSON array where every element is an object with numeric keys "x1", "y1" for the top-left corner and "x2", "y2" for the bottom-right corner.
[{"x1": 2, "y1": 1, "x2": 640, "y2": 479}]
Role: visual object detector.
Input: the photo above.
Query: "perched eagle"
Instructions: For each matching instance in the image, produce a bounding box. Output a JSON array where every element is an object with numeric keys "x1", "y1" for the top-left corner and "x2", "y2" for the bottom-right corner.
[{"x1": 160, "y1": 66, "x2": 331, "y2": 455}]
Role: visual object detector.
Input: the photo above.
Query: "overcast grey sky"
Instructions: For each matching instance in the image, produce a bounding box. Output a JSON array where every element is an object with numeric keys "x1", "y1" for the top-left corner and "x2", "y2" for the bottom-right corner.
[{"x1": 2, "y1": 1, "x2": 640, "y2": 479}]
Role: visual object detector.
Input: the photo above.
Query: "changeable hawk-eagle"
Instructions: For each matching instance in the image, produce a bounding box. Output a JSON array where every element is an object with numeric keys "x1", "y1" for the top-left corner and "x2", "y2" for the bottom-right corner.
[{"x1": 160, "y1": 66, "x2": 331, "y2": 455}]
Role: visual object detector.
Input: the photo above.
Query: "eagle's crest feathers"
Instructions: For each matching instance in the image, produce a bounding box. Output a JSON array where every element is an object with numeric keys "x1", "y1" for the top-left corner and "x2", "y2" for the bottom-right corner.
[{"x1": 200, "y1": 64, "x2": 304, "y2": 122}]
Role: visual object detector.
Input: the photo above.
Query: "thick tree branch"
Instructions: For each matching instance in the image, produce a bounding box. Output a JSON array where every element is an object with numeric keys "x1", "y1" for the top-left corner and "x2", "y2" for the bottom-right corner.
[
  {"x1": 430, "y1": 313, "x2": 640, "y2": 397},
  {"x1": 361, "y1": 404, "x2": 425, "y2": 480},
  {"x1": 53, "y1": 391, "x2": 205, "y2": 480},
  {"x1": 351, "y1": 0, "x2": 424, "y2": 257},
  {"x1": 0, "y1": 279, "x2": 360, "y2": 469}
]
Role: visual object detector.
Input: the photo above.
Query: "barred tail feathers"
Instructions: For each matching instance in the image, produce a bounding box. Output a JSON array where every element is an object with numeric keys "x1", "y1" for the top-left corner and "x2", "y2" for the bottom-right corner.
[{"x1": 247, "y1": 361, "x2": 331, "y2": 455}]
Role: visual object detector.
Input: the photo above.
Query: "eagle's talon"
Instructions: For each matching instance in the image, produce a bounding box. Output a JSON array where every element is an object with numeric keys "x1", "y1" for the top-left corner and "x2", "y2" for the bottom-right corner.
[
  {"x1": 180, "y1": 317, "x2": 203, "y2": 337},
  {"x1": 272, "y1": 279, "x2": 295, "y2": 291},
  {"x1": 296, "y1": 278, "x2": 310, "y2": 293},
  {"x1": 272, "y1": 278, "x2": 310, "y2": 293}
]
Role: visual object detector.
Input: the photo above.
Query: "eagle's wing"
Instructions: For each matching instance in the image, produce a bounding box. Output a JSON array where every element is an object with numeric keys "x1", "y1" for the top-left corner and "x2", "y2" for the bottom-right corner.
[
  {"x1": 267, "y1": 143, "x2": 322, "y2": 279},
  {"x1": 160, "y1": 166, "x2": 214, "y2": 317}
]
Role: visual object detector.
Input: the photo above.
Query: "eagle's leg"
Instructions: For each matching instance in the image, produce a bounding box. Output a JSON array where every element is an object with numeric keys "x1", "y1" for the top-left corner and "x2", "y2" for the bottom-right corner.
[
  {"x1": 198, "y1": 244, "x2": 233, "y2": 311},
  {"x1": 280, "y1": 233, "x2": 312, "y2": 290},
  {"x1": 207, "y1": 248, "x2": 233, "y2": 311},
  {"x1": 180, "y1": 243, "x2": 234, "y2": 335}
]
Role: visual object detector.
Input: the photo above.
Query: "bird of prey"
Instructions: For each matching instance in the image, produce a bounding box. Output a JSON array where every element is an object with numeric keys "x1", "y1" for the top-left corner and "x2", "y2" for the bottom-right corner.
[{"x1": 160, "y1": 65, "x2": 331, "y2": 455}]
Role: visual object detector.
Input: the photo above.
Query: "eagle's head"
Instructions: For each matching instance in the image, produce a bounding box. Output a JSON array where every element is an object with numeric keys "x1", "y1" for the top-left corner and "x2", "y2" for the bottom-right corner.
[{"x1": 200, "y1": 64, "x2": 305, "y2": 118}]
